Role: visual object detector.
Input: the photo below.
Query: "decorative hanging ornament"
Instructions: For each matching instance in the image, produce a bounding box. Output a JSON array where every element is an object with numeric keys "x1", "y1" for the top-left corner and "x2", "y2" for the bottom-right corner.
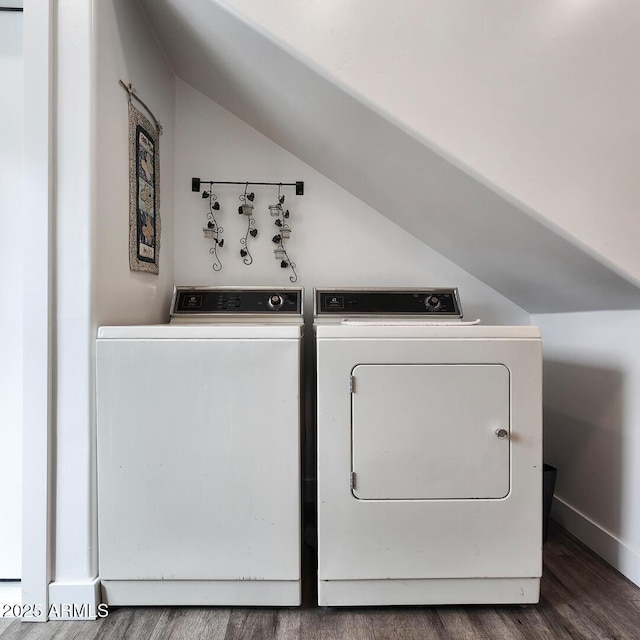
[
  {"x1": 269, "y1": 185, "x2": 297, "y2": 282},
  {"x1": 238, "y1": 183, "x2": 257, "y2": 265},
  {"x1": 202, "y1": 191, "x2": 224, "y2": 271}
]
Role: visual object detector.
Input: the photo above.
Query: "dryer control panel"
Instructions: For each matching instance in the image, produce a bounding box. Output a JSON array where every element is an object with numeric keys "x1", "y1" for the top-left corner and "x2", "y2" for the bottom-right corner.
[
  {"x1": 315, "y1": 288, "x2": 462, "y2": 317},
  {"x1": 171, "y1": 287, "x2": 302, "y2": 317}
]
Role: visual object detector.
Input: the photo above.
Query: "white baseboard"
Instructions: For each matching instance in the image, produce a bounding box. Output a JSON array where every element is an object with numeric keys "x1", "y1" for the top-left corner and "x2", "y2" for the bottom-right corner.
[
  {"x1": 48, "y1": 579, "x2": 103, "y2": 620},
  {"x1": 552, "y1": 496, "x2": 640, "y2": 588}
]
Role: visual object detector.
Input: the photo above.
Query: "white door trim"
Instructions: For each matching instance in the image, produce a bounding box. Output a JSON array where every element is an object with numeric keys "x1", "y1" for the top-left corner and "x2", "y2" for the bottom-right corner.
[{"x1": 22, "y1": 0, "x2": 54, "y2": 622}]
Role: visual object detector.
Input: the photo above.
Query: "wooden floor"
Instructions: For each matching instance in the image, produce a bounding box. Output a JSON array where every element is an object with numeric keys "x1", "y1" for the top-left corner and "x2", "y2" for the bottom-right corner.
[{"x1": 2, "y1": 522, "x2": 639, "y2": 640}]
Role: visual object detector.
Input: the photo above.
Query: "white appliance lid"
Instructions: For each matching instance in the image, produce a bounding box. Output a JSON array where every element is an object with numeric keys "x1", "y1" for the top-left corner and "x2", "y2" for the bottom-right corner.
[
  {"x1": 315, "y1": 324, "x2": 540, "y2": 339},
  {"x1": 98, "y1": 324, "x2": 303, "y2": 340}
]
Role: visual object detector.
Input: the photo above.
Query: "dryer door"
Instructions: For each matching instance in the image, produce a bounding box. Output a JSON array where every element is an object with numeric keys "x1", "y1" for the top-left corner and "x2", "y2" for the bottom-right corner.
[{"x1": 351, "y1": 364, "x2": 510, "y2": 500}]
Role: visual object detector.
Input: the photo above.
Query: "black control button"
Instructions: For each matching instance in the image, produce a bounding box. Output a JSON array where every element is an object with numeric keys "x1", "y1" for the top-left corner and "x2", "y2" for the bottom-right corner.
[{"x1": 426, "y1": 295, "x2": 441, "y2": 309}]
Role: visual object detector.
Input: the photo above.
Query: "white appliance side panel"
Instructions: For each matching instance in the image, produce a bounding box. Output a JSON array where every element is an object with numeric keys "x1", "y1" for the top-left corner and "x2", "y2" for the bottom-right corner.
[
  {"x1": 352, "y1": 364, "x2": 510, "y2": 500},
  {"x1": 97, "y1": 338, "x2": 301, "y2": 581},
  {"x1": 317, "y1": 337, "x2": 542, "y2": 581}
]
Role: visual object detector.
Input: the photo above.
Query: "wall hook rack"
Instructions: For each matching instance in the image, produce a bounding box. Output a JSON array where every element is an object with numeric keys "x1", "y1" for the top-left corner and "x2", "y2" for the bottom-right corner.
[{"x1": 192, "y1": 178, "x2": 304, "y2": 196}]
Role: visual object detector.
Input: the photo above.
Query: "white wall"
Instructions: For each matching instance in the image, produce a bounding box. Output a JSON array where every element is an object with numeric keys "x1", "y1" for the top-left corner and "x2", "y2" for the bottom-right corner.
[
  {"x1": 175, "y1": 79, "x2": 528, "y2": 326},
  {"x1": 221, "y1": 0, "x2": 640, "y2": 287},
  {"x1": 0, "y1": 8, "x2": 23, "y2": 580},
  {"x1": 533, "y1": 311, "x2": 640, "y2": 586},
  {"x1": 51, "y1": 0, "x2": 175, "y2": 601},
  {"x1": 95, "y1": 0, "x2": 175, "y2": 326},
  {"x1": 138, "y1": 0, "x2": 640, "y2": 313}
]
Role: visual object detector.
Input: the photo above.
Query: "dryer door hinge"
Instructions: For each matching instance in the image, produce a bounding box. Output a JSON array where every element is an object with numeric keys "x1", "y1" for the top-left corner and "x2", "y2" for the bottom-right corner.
[
  {"x1": 349, "y1": 375, "x2": 355, "y2": 393},
  {"x1": 350, "y1": 471, "x2": 357, "y2": 491}
]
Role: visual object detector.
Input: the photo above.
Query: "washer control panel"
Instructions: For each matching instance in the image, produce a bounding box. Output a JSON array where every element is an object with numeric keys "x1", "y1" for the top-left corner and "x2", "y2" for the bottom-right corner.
[
  {"x1": 171, "y1": 287, "x2": 302, "y2": 316},
  {"x1": 315, "y1": 288, "x2": 461, "y2": 317}
]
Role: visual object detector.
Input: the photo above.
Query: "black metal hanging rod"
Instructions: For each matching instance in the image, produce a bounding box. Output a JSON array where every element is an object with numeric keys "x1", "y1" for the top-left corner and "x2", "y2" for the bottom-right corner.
[
  {"x1": 0, "y1": 7, "x2": 24, "y2": 11},
  {"x1": 192, "y1": 177, "x2": 304, "y2": 196}
]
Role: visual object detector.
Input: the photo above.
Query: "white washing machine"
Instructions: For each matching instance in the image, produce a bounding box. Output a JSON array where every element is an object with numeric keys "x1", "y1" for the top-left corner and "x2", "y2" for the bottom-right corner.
[
  {"x1": 315, "y1": 288, "x2": 542, "y2": 606},
  {"x1": 96, "y1": 286, "x2": 303, "y2": 606}
]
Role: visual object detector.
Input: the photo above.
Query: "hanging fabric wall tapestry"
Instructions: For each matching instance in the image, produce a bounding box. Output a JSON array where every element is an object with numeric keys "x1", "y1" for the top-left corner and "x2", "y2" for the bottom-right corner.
[{"x1": 123, "y1": 81, "x2": 162, "y2": 274}]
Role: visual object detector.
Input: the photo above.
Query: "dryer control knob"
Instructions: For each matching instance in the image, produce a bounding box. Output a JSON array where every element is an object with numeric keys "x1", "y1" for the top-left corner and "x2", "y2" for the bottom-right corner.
[
  {"x1": 425, "y1": 295, "x2": 441, "y2": 309},
  {"x1": 268, "y1": 294, "x2": 284, "y2": 310}
]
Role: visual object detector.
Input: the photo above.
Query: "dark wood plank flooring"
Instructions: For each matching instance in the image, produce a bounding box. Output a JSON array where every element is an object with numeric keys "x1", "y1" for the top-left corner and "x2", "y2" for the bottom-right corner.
[{"x1": 2, "y1": 522, "x2": 639, "y2": 640}]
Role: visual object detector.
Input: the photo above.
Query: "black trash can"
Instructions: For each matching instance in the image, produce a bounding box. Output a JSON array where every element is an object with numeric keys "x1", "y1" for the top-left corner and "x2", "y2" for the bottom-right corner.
[{"x1": 543, "y1": 463, "x2": 557, "y2": 543}]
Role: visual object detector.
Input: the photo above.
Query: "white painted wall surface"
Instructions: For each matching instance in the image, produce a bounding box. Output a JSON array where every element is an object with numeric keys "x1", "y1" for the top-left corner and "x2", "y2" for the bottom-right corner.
[
  {"x1": 0, "y1": 9, "x2": 23, "y2": 580},
  {"x1": 533, "y1": 311, "x2": 640, "y2": 586},
  {"x1": 95, "y1": 0, "x2": 175, "y2": 327},
  {"x1": 221, "y1": 0, "x2": 640, "y2": 286},
  {"x1": 175, "y1": 79, "x2": 528, "y2": 326}
]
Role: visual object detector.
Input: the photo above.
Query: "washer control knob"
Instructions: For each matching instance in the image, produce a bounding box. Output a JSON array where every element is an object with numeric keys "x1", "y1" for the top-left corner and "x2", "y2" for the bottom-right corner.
[
  {"x1": 495, "y1": 428, "x2": 509, "y2": 440},
  {"x1": 425, "y1": 295, "x2": 441, "y2": 309},
  {"x1": 267, "y1": 294, "x2": 284, "y2": 310}
]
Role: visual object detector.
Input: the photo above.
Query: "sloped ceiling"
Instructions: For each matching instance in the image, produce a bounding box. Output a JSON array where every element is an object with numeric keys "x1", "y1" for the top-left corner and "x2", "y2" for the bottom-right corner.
[{"x1": 138, "y1": 0, "x2": 640, "y2": 313}]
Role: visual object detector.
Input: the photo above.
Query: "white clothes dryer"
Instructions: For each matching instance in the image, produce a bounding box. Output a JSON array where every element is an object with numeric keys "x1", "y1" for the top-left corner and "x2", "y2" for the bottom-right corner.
[
  {"x1": 96, "y1": 287, "x2": 303, "y2": 606},
  {"x1": 314, "y1": 288, "x2": 542, "y2": 606}
]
